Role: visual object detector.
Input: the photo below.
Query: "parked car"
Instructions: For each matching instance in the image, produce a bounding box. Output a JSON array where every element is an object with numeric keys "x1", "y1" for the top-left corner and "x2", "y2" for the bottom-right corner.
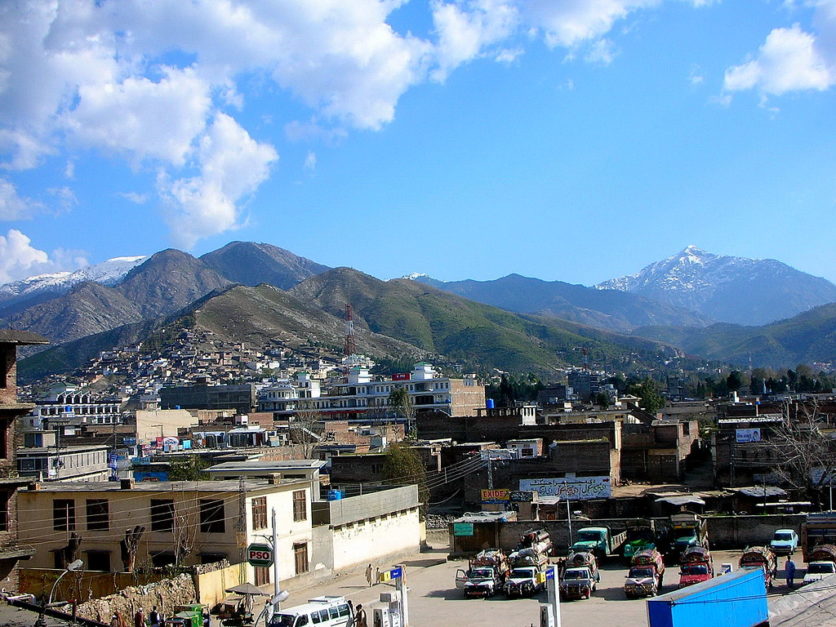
[{"x1": 769, "y1": 529, "x2": 799, "y2": 555}]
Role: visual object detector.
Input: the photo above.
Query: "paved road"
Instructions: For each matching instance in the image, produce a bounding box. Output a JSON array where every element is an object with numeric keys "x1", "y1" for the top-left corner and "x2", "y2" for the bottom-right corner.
[{"x1": 286, "y1": 548, "x2": 807, "y2": 627}]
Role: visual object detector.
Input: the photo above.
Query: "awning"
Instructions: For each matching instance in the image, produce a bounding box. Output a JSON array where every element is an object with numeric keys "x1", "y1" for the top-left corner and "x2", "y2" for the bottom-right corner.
[
  {"x1": 655, "y1": 496, "x2": 706, "y2": 506},
  {"x1": 0, "y1": 546, "x2": 36, "y2": 560}
]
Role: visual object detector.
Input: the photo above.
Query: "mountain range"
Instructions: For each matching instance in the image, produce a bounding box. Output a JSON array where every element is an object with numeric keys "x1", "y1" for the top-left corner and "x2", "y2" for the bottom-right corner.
[{"x1": 4, "y1": 242, "x2": 835, "y2": 380}]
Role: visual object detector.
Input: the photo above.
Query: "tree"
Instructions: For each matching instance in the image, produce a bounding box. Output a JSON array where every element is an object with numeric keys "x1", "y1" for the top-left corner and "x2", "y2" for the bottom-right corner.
[
  {"x1": 383, "y1": 442, "x2": 429, "y2": 519},
  {"x1": 726, "y1": 370, "x2": 743, "y2": 393},
  {"x1": 628, "y1": 378, "x2": 665, "y2": 414},
  {"x1": 594, "y1": 392, "x2": 611, "y2": 409},
  {"x1": 767, "y1": 404, "x2": 836, "y2": 510},
  {"x1": 168, "y1": 455, "x2": 210, "y2": 481},
  {"x1": 290, "y1": 410, "x2": 324, "y2": 458},
  {"x1": 389, "y1": 387, "x2": 415, "y2": 437}
]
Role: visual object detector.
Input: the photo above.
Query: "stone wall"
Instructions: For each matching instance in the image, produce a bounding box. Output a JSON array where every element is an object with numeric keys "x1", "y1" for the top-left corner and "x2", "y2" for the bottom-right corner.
[{"x1": 75, "y1": 573, "x2": 197, "y2": 624}]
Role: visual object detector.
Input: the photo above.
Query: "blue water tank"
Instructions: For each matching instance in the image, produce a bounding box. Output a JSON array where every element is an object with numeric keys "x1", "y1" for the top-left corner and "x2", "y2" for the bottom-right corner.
[
  {"x1": 486, "y1": 399, "x2": 495, "y2": 409},
  {"x1": 327, "y1": 489, "x2": 343, "y2": 501}
]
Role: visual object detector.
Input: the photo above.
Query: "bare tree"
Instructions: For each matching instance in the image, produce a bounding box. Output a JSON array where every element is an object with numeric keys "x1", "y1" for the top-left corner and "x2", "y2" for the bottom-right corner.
[
  {"x1": 173, "y1": 506, "x2": 196, "y2": 567},
  {"x1": 289, "y1": 410, "x2": 324, "y2": 458},
  {"x1": 769, "y1": 402, "x2": 836, "y2": 509},
  {"x1": 120, "y1": 525, "x2": 145, "y2": 572}
]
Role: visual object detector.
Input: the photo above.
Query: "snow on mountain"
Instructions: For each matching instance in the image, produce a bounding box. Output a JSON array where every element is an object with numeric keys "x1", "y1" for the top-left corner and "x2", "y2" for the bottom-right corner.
[
  {"x1": 0, "y1": 256, "x2": 147, "y2": 298},
  {"x1": 597, "y1": 246, "x2": 836, "y2": 325}
]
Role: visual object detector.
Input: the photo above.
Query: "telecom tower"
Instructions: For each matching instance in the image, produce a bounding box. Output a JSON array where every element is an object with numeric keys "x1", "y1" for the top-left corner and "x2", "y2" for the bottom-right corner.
[{"x1": 343, "y1": 303, "x2": 357, "y2": 357}]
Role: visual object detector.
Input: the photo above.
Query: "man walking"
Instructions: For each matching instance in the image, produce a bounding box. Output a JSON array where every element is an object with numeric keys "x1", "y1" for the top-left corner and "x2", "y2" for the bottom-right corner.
[
  {"x1": 785, "y1": 557, "x2": 797, "y2": 588},
  {"x1": 365, "y1": 563, "x2": 374, "y2": 587}
]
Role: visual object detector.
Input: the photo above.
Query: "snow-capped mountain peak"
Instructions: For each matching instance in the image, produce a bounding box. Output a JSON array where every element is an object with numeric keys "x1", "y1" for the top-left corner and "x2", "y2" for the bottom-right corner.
[{"x1": 0, "y1": 255, "x2": 147, "y2": 300}]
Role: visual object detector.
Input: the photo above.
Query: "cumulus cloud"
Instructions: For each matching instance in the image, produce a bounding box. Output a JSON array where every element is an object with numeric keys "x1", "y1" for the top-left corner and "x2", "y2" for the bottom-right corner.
[
  {"x1": 586, "y1": 38, "x2": 618, "y2": 65},
  {"x1": 0, "y1": 229, "x2": 50, "y2": 283},
  {"x1": 0, "y1": 179, "x2": 38, "y2": 220},
  {"x1": 724, "y1": 23, "x2": 834, "y2": 96},
  {"x1": 159, "y1": 113, "x2": 278, "y2": 249}
]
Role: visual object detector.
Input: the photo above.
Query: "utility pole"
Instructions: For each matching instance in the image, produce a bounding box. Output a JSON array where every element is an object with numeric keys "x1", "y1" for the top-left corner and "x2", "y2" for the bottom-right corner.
[{"x1": 272, "y1": 507, "x2": 281, "y2": 605}]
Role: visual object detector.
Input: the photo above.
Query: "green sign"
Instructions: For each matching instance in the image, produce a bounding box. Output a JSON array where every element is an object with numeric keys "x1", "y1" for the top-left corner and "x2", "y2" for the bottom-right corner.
[
  {"x1": 247, "y1": 543, "x2": 274, "y2": 567},
  {"x1": 453, "y1": 523, "x2": 474, "y2": 537}
]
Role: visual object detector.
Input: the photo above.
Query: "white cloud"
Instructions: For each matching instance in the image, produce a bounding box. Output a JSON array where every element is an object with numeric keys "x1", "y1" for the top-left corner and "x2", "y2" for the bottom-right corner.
[
  {"x1": 522, "y1": 0, "x2": 659, "y2": 49},
  {"x1": 495, "y1": 47, "x2": 524, "y2": 64},
  {"x1": 0, "y1": 179, "x2": 38, "y2": 220},
  {"x1": 119, "y1": 192, "x2": 148, "y2": 205},
  {"x1": 63, "y1": 67, "x2": 212, "y2": 167},
  {"x1": 689, "y1": 65, "x2": 705, "y2": 85},
  {"x1": 47, "y1": 186, "x2": 77, "y2": 214},
  {"x1": 724, "y1": 23, "x2": 834, "y2": 95},
  {"x1": 0, "y1": 229, "x2": 49, "y2": 283},
  {"x1": 585, "y1": 38, "x2": 618, "y2": 65},
  {"x1": 304, "y1": 151, "x2": 317, "y2": 171},
  {"x1": 159, "y1": 113, "x2": 278, "y2": 249}
]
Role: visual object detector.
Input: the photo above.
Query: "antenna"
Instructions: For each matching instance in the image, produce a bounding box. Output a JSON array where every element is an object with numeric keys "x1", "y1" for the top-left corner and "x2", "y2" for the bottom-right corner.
[{"x1": 343, "y1": 304, "x2": 357, "y2": 357}]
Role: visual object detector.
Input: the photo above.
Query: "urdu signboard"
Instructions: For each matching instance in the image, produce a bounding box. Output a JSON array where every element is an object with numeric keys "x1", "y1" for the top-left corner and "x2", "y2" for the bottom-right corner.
[
  {"x1": 736, "y1": 428, "x2": 762, "y2": 443},
  {"x1": 518, "y1": 476, "x2": 611, "y2": 501}
]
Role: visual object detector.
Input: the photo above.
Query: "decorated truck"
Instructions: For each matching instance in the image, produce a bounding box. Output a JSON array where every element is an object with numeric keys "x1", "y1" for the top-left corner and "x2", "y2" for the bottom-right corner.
[
  {"x1": 559, "y1": 552, "x2": 600, "y2": 601},
  {"x1": 678, "y1": 546, "x2": 714, "y2": 588},
  {"x1": 739, "y1": 545, "x2": 777, "y2": 590},
  {"x1": 669, "y1": 513, "x2": 708, "y2": 562},
  {"x1": 622, "y1": 519, "x2": 659, "y2": 564},
  {"x1": 801, "y1": 512, "x2": 836, "y2": 562},
  {"x1": 624, "y1": 548, "x2": 665, "y2": 598},
  {"x1": 455, "y1": 549, "x2": 510, "y2": 598},
  {"x1": 803, "y1": 544, "x2": 836, "y2": 585},
  {"x1": 504, "y1": 532, "x2": 552, "y2": 598},
  {"x1": 571, "y1": 526, "x2": 627, "y2": 561}
]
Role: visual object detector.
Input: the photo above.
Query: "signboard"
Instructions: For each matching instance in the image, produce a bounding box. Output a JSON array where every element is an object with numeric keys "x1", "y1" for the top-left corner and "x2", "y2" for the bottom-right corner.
[
  {"x1": 519, "y1": 476, "x2": 611, "y2": 501},
  {"x1": 392, "y1": 373, "x2": 411, "y2": 381},
  {"x1": 481, "y1": 489, "x2": 510, "y2": 504},
  {"x1": 247, "y1": 543, "x2": 274, "y2": 567},
  {"x1": 736, "y1": 428, "x2": 762, "y2": 443},
  {"x1": 389, "y1": 566, "x2": 403, "y2": 580},
  {"x1": 510, "y1": 490, "x2": 535, "y2": 502},
  {"x1": 453, "y1": 523, "x2": 474, "y2": 536}
]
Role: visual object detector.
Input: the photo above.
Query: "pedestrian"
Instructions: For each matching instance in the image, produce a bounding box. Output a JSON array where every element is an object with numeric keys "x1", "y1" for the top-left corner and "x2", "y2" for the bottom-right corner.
[
  {"x1": 365, "y1": 563, "x2": 374, "y2": 587},
  {"x1": 110, "y1": 614, "x2": 120, "y2": 627},
  {"x1": 149, "y1": 605, "x2": 161, "y2": 627},
  {"x1": 786, "y1": 557, "x2": 796, "y2": 588},
  {"x1": 374, "y1": 566, "x2": 380, "y2": 584},
  {"x1": 355, "y1": 603, "x2": 368, "y2": 627},
  {"x1": 134, "y1": 608, "x2": 145, "y2": 627}
]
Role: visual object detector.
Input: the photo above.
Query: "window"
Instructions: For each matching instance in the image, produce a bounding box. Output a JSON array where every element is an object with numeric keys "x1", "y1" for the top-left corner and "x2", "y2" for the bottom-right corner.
[
  {"x1": 151, "y1": 551, "x2": 176, "y2": 567},
  {"x1": 84, "y1": 499, "x2": 108, "y2": 531},
  {"x1": 0, "y1": 490, "x2": 9, "y2": 531},
  {"x1": 252, "y1": 496, "x2": 267, "y2": 530},
  {"x1": 53, "y1": 499, "x2": 76, "y2": 531},
  {"x1": 293, "y1": 490, "x2": 307, "y2": 522},
  {"x1": 86, "y1": 550, "x2": 111, "y2": 571},
  {"x1": 200, "y1": 499, "x2": 225, "y2": 533},
  {"x1": 254, "y1": 566, "x2": 270, "y2": 586},
  {"x1": 150, "y1": 499, "x2": 174, "y2": 532},
  {"x1": 294, "y1": 542, "x2": 308, "y2": 574}
]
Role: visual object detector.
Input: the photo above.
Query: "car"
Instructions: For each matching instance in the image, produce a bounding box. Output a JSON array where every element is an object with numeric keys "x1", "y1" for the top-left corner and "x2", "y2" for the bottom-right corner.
[{"x1": 769, "y1": 529, "x2": 799, "y2": 555}]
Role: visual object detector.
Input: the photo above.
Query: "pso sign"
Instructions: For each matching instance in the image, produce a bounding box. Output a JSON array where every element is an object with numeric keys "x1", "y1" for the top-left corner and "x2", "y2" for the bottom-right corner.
[{"x1": 247, "y1": 543, "x2": 273, "y2": 567}]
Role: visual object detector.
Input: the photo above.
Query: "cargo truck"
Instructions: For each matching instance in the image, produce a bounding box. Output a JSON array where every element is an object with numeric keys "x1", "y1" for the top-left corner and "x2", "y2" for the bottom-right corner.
[
  {"x1": 668, "y1": 513, "x2": 708, "y2": 562},
  {"x1": 622, "y1": 519, "x2": 659, "y2": 564},
  {"x1": 455, "y1": 548, "x2": 510, "y2": 598},
  {"x1": 647, "y1": 568, "x2": 768, "y2": 627},
  {"x1": 739, "y1": 546, "x2": 777, "y2": 590},
  {"x1": 678, "y1": 546, "x2": 713, "y2": 588},
  {"x1": 571, "y1": 526, "x2": 627, "y2": 561},
  {"x1": 801, "y1": 512, "x2": 836, "y2": 562},
  {"x1": 624, "y1": 548, "x2": 665, "y2": 598},
  {"x1": 504, "y1": 534, "x2": 551, "y2": 598},
  {"x1": 802, "y1": 544, "x2": 836, "y2": 585}
]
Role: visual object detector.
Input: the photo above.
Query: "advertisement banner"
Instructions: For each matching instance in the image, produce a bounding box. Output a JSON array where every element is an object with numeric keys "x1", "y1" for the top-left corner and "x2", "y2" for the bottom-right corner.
[
  {"x1": 481, "y1": 488, "x2": 510, "y2": 504},
  {"x1": 736, "y1": 428, "x2": 762, "y2": 443},
  {"x1": 510, "y1": 490, "x2": 535, "y2": 502},
  {"x1": 519, "y1": 476, "x2": 611, "y2": 501},
  {"x1": 453, "y1": 522, "x2": 474, "y2": 536}
]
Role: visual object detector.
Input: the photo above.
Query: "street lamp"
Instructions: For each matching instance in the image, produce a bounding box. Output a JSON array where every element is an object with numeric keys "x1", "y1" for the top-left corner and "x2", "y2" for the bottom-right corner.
[{"x1": 48, "y1": 559, "x2": 83, "y2": 605}]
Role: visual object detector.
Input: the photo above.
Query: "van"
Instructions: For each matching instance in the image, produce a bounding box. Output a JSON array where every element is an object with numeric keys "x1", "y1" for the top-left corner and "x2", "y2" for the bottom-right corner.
[{"x1": 269, "y1": 596, "x2": 354, "y2": 627}]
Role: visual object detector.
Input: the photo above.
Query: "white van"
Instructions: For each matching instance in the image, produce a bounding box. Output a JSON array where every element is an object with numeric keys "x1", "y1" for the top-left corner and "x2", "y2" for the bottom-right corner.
[{"x1": 269, "y1": 595, "x2": 355, "y2": 627}]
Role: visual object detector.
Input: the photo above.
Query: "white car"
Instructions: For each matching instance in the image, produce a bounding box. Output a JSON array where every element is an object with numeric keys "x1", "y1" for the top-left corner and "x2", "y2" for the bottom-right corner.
[{"x1": 803, "y1": 561, "x2": 836, "y2": 585}]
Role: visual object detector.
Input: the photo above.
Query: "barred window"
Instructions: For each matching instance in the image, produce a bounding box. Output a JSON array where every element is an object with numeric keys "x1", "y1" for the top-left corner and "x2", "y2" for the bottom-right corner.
[{"x1": 293, "y1": 490, "x2": 307, "y2": 522}]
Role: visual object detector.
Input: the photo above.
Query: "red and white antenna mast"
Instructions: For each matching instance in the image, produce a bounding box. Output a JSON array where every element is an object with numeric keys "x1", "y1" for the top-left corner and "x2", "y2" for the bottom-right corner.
[{"x1": 343, "y1": 303, "x2": 357, "y2": 357}]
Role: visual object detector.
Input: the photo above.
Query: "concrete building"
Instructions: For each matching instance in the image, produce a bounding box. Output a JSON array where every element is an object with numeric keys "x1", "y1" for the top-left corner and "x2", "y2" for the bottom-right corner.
[
  {"x1": 17, "y1": 431, "x2": 111, "y2": 481},
  {"x1": 0, "y1": 329, "x2": 49, "y2": 590},
  {"x1": 25, "y1": 383, "x2": 123, "y2": 431},
  {"x1": 18, "y1": 478, "x2": 314, "y2": 586},
  {"x1": 258, "y1": 363, "x2": 486, "y2": 420},
  {"x1": 159, "y1": 383, "x2": 257, "y2": 415}
]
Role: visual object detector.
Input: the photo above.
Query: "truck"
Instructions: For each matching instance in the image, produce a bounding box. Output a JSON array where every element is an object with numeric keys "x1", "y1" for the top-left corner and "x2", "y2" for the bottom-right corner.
[
  {"x1": 668, "y1": 513, "x2": 708, "y2": 562},
  {"x1": 678, "y1": 546, "x2": 714, "y2": 588},
  {"x1": 739, "y1": 545, "x2": 777, "y2": 590},
  {"x1": 622, "y1": 519, "x2": 659, "y2": 564},
  {"x1": 571, "y1": 526, "x2": 627, "y2": 561},
  {"x1": 801, "y1": 512, "x2": 836, "y2": 562},
  {"x1": 504, "y1": 532, "x2": 552, "y2": 598},
  {"x1": 647, "y1": 568, "x2": 768, "y2": 627},
  {"x1": 559, "y1": 551, "x2": 600, "y2": 600},
  {"x1": 802, "y1": 544, "x2": 836, "y2": 585},
  {"x1": 624, "y1": 548, "x2": 665, "y2": 598},
  {"x1": 455, "y1": 548, "x2": 510, "y2": 598}
]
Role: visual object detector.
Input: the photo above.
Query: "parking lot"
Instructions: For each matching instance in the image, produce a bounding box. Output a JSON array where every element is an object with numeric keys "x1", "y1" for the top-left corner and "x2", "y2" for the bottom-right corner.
[{"x1": 291, "y1": 548, "x2": 805, "y2": 627}]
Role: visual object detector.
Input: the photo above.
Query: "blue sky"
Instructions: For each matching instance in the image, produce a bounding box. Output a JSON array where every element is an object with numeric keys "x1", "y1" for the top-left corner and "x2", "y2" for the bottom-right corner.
[{"x1": 1, "y1": 0, "x2": 834, "y2": 286}]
